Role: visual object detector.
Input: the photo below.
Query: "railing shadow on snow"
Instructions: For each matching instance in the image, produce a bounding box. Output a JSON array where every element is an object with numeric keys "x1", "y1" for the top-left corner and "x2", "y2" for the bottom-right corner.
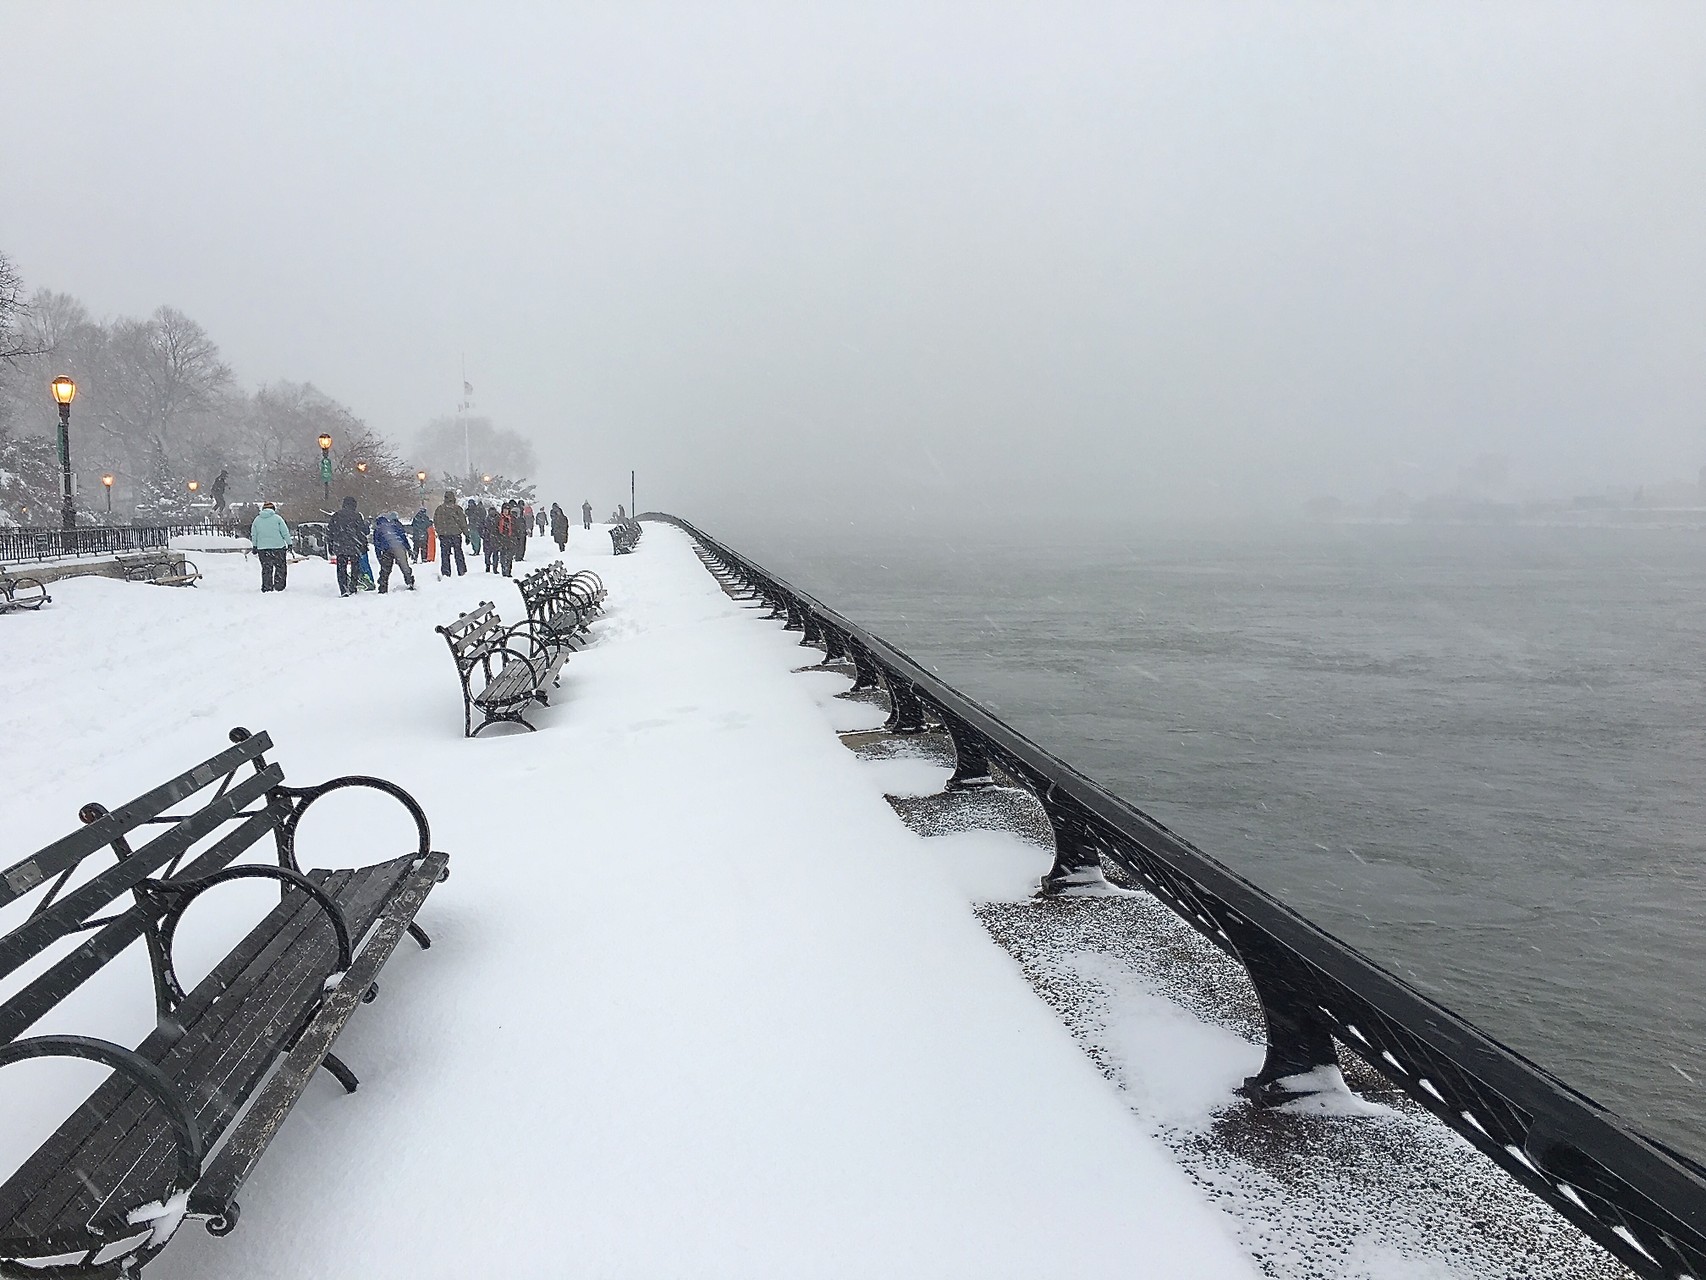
[{"x1": 640, "y1": 511, "x2": 1706, "y2": 1280}]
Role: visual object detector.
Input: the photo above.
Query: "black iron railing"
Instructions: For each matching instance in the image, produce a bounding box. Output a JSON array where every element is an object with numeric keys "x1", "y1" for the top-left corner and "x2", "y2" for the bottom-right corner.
[
  {"x1": 645, "y1": 511, "x2": 1706, "y2": 1280},
  {"x1": 0, "y1": 522, "x2": 243, "y2": 565}
]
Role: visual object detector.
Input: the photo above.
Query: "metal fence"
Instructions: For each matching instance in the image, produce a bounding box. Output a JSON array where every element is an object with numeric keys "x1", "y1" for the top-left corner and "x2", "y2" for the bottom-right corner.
[
  {"x1": 645, "y1": 511, "x2": 1706, "y2": 1280},
  {"x1": 0, "y1": 521, "x2": 243, "y2": 565}
]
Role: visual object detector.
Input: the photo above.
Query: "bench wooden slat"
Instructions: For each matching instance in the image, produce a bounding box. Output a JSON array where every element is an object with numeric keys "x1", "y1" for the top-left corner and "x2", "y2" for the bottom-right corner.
[
  {"x1": 0, "y1": 736, "x2": 271, "y2": 913},
  {"x1": 0, "y1": 775, "x2": 283, "y2": 985}
]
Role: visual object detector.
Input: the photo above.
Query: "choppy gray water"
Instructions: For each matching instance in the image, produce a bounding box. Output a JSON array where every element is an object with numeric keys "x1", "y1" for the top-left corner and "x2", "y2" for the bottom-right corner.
[{"x1": 728, "y1": 518, "x2": 1706, "y2": 1162}]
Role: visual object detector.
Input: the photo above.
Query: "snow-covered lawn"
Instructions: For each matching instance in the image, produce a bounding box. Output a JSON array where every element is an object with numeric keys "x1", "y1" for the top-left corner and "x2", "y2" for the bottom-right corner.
[{"x1": 0, "y1": 525, "x2": 1256, "y2": 1278}]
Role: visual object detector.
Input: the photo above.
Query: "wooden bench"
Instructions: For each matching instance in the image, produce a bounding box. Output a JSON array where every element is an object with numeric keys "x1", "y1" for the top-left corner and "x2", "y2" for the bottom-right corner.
[
  {"x1": 608, "y1": 520, "x2": 642, "y2": 555},
  {"x1": 0, "y1": 571, "x2": 50, "y2": 613},
  {"x1": 436, "y1": 602, "x2": 566, "y2": 737},
  {"x1": 0, "y1": 727, "x2": 449, "y2": 1277},
  {"x1": 511, "y1": 564, "x2": 605, "y2": 656}
]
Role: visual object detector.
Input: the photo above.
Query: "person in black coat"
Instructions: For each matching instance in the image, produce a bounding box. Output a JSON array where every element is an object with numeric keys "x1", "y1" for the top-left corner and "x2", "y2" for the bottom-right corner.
[
  {"x1": 327, "y1": 495, "x2": 371, "y2": 597},
  {"x1": 549, "y1": 502, "x2": 569, "y2": 552}
]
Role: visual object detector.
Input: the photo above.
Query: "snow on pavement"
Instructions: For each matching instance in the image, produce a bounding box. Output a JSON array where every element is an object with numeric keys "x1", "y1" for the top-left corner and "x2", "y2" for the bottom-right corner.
[{"x1": 0, "y1": 524, "x2": 1258, "y2": 1278}]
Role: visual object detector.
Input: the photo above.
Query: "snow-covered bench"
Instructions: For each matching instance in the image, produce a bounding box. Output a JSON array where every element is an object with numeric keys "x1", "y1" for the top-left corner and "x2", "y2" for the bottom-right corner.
[
  {"x1": 0, "y1": 727, "x2": 450, "y2": 1277},
  {"x1": 436, "y1": 602, "x2": 565, "y2": 737},
  {"x1": 512, "y1": 563, "x2": 604, "y2": 656},
  {"x1": 0, "y1": 571, "x2": 50, "y2": 613},
  {"x1": 122, "y1": 554, "x2": 202, "y2": 588},
  {"x1": 608, "y1": 519, "x2": 641, "y2": 554}
]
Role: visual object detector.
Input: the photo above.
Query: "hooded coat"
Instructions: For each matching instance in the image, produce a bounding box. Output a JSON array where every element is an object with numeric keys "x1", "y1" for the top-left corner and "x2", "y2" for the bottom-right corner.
[
  {"x1": 327, "y1": 497, "x2": 370, "y2": 556},
  {"x1": 550, "y1": 504, "x2": 569, "y2": 540},
  {"x1": 435, "y1": 497, "x2": 470, "y2": 537}
]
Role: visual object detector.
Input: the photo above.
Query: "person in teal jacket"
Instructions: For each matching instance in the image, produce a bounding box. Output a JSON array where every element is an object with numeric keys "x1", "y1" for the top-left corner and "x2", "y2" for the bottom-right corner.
[{"x1": 249, "y1": 502, "x2": 292, "y2": 593}]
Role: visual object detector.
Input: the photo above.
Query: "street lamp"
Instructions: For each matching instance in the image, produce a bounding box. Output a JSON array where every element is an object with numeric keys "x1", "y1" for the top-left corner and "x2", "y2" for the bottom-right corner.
[
  {"x1": 51, "y1": 376, "x2": 77, "y2": 529},
  {"x1": 102, "y1": 473, "x2": 114, "y2": 514},
  {"x1": 417, "y1": 469, "x2": 428, "y2": 500},
  {"x1": 187, "y1": 480, "x2": 200, "y2": 494},
  {"x1": 318, "y1": 433, "x2": 333, "y2": 505}
]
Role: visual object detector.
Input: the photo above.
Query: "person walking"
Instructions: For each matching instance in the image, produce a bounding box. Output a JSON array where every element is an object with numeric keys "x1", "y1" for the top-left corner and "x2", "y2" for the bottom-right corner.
[
  {"x1": 434, "y1": 489, "x2": 469, "y2": 577},
  {"x1": 249, "y1": 501, "x2": 291, "y2": 592},
  {"x1": 465, "y1": 498, "x2": 484, "y2": 557},
  {"x1": 514, "y1": 500, "x2": 529, "y2": 563},
  {"x1": 483, "y1": 504, "x2": 502, "y2": 573},
  {"x1": 549, "y1": 502, "x2": 569, "y2": 552},
  {"x1": 372, "y1": 511, "x2": 418, "y2": 592},
  {"x1": 581, "y1": 499, "x2": 592, "y2": 530},
  {"x1": 211, "y1": 468, "x2": 229, "y2": 514},
  {"x1": 328, "y1": 495, "x2": 370, "y2": 597},
  {"x1": 410, "y1": 507, "x2": 432, "y2": 563},
  {"x1": 494, "y1": 502, "x2": 519, "y2": 577}
]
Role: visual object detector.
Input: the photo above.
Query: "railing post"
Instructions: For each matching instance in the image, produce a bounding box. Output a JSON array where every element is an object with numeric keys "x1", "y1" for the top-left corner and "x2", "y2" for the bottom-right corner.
[
  {"x1": 1223, "y1": 921, "x2": 1343, "y2": 1105},
  {"x1": 819, "y1": 626, "x2": 847, "y2": 664},
  {"x1": 943, "y1": 716, "x2": 995, "y2": 790},
  {"x1": 799, "y1": 610, "x2": 822, "y2": 647},
  {"x1": 847, "y1": 640, "x2": 881, "y2": 692},
  {"x1": 882, "y1": 669, "x2": 929, "y2": 734},
  {"x1": 1036, "y1": 785, "x2": 1112, "y2": 894}
]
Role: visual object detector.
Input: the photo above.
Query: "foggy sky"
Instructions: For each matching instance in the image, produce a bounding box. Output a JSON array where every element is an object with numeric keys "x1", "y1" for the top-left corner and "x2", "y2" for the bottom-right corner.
[{"x1": 3, "y1": 2, "x2": 1703, "y2": 526}]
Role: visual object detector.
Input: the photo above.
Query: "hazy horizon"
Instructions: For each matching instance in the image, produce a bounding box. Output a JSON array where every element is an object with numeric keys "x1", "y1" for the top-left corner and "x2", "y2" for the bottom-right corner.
[{"x1": 3, "y1": 2, "x2": 1702, "y2": 527}]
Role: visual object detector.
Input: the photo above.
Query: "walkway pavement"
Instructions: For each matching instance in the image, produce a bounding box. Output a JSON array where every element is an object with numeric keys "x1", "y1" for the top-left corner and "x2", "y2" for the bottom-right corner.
[{"x1": 0, "y1": 525, "x2": 1257, "y2": 1278}]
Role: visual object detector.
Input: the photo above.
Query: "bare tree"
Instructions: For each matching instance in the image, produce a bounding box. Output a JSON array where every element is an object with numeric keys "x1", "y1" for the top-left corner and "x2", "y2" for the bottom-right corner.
[{"x1": 0, "y1": 251, "x2": 44, "y2": 363}]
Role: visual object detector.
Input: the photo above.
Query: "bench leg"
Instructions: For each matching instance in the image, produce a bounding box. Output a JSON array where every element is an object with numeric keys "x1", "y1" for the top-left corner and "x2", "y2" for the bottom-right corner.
[
  {"x1": 408, "y1": 922, "x2": 433, "y2": 950},
  {"x1": 320, "y1": 1052, "x2": 360, "y2": 1093}
]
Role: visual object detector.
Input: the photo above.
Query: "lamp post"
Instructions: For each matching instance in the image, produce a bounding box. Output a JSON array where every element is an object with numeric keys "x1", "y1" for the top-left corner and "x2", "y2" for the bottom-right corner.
[
  {"x1": 188, "y1": 480, "x2": 200, "y2": 496},
  {"x1": 417, "y1": 469, "x2": 428, "y2": 502},
  {"x1": 51, "y1": 377, "x2": 77, "y2": 529},
  {"x1": 101, "y1": 474, "x2": 114, "y2": 513},
  {"x1": 318, "y1": 433, "x2": 333, "y2": 506}
]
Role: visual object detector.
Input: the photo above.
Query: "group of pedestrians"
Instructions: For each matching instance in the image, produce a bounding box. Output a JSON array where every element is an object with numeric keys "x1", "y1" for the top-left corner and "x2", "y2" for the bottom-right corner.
[{"x1": 246, "y1": 489, "x2": 601, "y2": 594}]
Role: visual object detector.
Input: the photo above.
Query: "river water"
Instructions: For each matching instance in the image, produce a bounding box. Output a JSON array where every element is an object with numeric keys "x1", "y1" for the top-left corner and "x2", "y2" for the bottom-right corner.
[{"x1": 721, "y1": 517, "x2": 1706, "y2": 1162}]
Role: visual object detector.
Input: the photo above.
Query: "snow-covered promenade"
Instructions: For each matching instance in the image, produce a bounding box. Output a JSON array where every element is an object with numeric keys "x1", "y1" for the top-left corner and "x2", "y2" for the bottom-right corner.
[{"x1": 0, "y1": 524, "x2": 1258, "y2": 1278}]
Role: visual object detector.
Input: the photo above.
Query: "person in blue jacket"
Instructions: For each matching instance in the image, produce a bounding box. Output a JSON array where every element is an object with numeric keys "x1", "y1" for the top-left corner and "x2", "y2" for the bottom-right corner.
[
  {"x1": 249, "y1": 502, "x2": 292, "y2": 593},
  {"x1": 372, "y1": 511, "x2": 417, "y2": 592}
]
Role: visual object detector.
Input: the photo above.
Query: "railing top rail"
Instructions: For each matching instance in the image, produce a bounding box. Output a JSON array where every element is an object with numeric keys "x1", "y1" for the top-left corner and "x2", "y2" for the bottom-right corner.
[{"x1": 642, "y1": 511, "x2": 1706, "y2": 1279}]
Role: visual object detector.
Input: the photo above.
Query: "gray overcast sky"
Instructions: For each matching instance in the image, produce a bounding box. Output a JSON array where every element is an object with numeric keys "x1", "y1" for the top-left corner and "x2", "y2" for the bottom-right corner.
[{"x1": 2, "y1": 2, "x2": 1703, "y2": 524}]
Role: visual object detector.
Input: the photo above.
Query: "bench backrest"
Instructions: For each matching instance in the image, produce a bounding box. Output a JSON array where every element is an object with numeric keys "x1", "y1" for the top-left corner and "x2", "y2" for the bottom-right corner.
[
  {"x1": 435, "y1": 603, "x2": 507, "y2": 673},
  {"x1": 0, "y1": 730, "x2": 288, "y2": 1045},
  {"x1": 515, "y1": 566, "x2": 566, "y2": 617}
]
